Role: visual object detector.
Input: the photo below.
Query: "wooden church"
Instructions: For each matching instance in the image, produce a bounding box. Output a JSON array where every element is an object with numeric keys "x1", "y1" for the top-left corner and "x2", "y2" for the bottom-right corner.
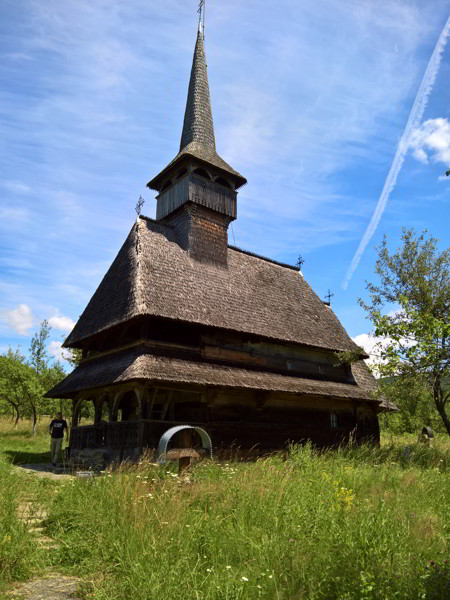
[{"x1": 46, "y1": 21, "x2": 392, "y2": 462}]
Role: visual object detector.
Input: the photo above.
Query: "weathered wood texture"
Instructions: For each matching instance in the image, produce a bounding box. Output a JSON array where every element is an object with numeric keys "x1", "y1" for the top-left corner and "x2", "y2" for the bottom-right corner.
[
  {"x1": 156, "y1": 173, "x2": 237, "y2": 220},
  {"x1": 69, "y1": 388, "x2": 380, "y2": 454}
]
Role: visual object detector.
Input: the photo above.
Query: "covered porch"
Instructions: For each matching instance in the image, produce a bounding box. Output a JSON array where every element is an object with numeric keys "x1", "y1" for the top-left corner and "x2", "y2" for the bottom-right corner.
[{"x1": 69, "y1": 383, "x2": 209, "y2": 461}]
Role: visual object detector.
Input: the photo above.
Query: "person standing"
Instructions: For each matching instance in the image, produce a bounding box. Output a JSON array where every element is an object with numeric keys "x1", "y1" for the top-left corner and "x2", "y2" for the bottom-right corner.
[{"x1": 49, "y1": 412, "x2": 68, "y2": 466}]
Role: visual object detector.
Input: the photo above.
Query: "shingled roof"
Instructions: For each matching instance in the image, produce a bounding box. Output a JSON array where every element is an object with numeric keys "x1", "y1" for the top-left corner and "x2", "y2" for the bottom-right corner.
[
  {"x1": 47, "y1": 343, "x2": 378, "y2": 403},
  {"x1": 147, "y1": 28, "x2": 246, "y2": 190},
  {"x1": 64, "y1": 217, "x2": 365, "y2": 355},
  {"x1": 180, "y1": 25, "x2": 216, "y2": 154}
]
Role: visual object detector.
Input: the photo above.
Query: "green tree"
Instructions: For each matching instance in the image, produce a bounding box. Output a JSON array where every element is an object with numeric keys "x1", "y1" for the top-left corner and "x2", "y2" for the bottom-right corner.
[
  {"x1": 0, "y1": 348, "x2": 25, "y2": 425},
  {"x1": 63, "y1": 344, "x2": 82, "y2": 369},
  {"x1": 29, "y1": 319, "x2": 50, "y2": 375},
  {"x1": 29, "y1": 320, "x2": 67, "y2": 415},
  {"x1": 377, "y1": 376, "x2": 444, "y2": 434},
  {"x1": 41, "y1": 361, "x2": 69, "y2": 416},
  {"x1": 0, "y1": 322, "x2": 68, "y2": 432},
  {"x1": 360, "y1": 229, "x2": 450, "y2": 435},
  {"x1": 0, "y1": 349, "x2": 44, "y2": 435}
]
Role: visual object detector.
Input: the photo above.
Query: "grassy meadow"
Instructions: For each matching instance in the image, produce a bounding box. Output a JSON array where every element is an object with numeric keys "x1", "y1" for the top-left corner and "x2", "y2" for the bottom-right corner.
[{"x1": 0, "y1": 418, "x2": 449, "y2": 599}]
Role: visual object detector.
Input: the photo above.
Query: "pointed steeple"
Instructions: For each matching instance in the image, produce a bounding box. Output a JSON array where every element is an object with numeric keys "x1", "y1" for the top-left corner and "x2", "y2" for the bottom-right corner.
[
  {"x1": 147, "y1": 25, "x2": 246, "y2": 192},
  {"x1": 180, "y1": 26, "x2": 216, "y2": 153}
]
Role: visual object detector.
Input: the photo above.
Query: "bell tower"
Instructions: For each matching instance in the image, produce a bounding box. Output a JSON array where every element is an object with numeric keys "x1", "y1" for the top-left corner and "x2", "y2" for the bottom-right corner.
[{"x1": 147, "y1": 22, "x2": 246, "y2": 266}]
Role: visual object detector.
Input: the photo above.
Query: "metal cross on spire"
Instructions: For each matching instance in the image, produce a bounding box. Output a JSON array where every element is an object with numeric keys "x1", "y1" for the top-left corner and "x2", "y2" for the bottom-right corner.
[
  {"x1": 296, "y1": 255, "x2": 305, "y2": 270},
  {"x1": 197, "y1": 0, "x2": 205, "y2": 32},
  {"x1": 324, "y1": 289, "x2": 335, "y2": 306},
  {"x1": 135, "y1": 195, "x2": 145, "y2": 217}
]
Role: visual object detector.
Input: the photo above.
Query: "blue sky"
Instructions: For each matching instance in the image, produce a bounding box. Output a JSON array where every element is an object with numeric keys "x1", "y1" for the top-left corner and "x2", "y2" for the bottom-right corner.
[{"x1": 1, "y1": 0, "x2": 449, "y2": 367}]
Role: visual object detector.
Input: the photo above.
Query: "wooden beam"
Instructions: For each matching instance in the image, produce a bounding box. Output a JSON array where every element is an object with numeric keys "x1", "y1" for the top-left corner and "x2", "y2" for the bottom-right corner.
[
  {"x1": 160, "y1": 390, "x2": 173, "y2": 421},
  {"x1": 166, "y1": 448, "x2": 204, "y2": 459},
  {"x1": 148, "y1": 387, "x2": 159, "y2": 418}
]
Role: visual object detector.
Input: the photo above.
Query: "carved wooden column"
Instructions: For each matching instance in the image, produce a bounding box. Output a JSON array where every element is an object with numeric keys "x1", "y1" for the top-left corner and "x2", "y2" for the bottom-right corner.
[
  {"x1": 94, "y1": 396, "x2": 104, "y2": 425},
  {"x1": 133, "y1": 385, "x2": 145, "y2": 448},
  {"x1": 110, "y1": 391, "x2": 122, "y2": 422}
]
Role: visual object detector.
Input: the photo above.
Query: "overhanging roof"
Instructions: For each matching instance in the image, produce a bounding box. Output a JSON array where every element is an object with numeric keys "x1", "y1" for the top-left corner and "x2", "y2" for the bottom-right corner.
[
  {"x1": 64, "y1": 217, "x2": 366, "y2": 357},
  {"x1": 46, "y1": 345, "x2": 379, "y2": 403}
]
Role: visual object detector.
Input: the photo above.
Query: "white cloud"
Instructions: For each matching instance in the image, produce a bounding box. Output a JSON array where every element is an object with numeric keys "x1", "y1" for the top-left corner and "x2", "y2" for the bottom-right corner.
[
  {"x1": 4, "y1": 304, "x2": 33, "y2": 335},
  {"x1": 413, "y1": 147, "x2": 429, "y2": 164},
  {"x1": 1, "y1": 180, "x2": 32, "y2": 194},
  {"x1": 48, "y1": 315, "x2": 75, "y2": 332},
  {"x1": 352, "y1": 332, "x2": 392, "y2": 376},
  {"x1": 353, "y1": 324, "x2": 416, "y2": 377},
  {"x1": 409, "y1": 118, "x2": 450, "y2": 166},
  {"x1": 0, "y1": 0, "x2": 448, "y2": 355},
  {"x1": 48, "y1": 340, "x2": 71, "y2": 362}
]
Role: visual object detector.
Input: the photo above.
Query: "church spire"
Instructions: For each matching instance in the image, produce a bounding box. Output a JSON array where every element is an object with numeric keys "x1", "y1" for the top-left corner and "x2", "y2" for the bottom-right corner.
[
  {"x1": 179, "y1": 27, "x2": 216, "y2": 153},
  {"x1": 147, "y1": 16, "x2": 246, "y2": 193}
]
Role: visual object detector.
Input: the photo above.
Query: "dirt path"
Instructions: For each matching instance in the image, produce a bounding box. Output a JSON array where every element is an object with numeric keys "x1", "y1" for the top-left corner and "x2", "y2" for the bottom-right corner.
[
  {"x1": 5, "y1": 484, "x2": 84, "y2": 600},
  {"x1": 6, "y1": 574, "x2": 82, "y2": 600},
  {"x1": 14, "y1": 463, "x2": 73, "y2": 480}
]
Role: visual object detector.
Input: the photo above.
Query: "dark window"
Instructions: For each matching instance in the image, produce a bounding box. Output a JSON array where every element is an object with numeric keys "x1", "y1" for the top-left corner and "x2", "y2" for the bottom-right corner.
[
  {"x1": 215, "y1": 176, "x2": 232, "y2": 189},
  {"x1": 330, "y1": 412, "x2": 338, "y2": 428},
  {"x1": 193, "y1": 168, "x2": 211, "y2": 180},
  {"x1": 161, "y1": 179, "x2": 172, "y2": 192}
]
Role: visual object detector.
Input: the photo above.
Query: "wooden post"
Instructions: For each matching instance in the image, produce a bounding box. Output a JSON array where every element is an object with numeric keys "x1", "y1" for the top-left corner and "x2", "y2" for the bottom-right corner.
[{"x1": 178, "y1": 428, "x2": 193, "y2": 475}]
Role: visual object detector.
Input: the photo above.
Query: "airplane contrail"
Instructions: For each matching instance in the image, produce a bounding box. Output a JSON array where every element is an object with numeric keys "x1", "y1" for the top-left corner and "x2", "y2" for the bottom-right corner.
[{"x1": 342, "y1": 15, "x2": 450, "y2": 290}]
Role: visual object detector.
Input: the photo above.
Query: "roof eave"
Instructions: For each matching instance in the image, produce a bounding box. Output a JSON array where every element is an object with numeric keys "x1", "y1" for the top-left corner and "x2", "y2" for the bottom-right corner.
[
  {"x1": 147, "y1": 152, "x2": 247, "y2": 192},
  {"x1": 62, "y1": 314, "x2": 366, "y2": 356}
]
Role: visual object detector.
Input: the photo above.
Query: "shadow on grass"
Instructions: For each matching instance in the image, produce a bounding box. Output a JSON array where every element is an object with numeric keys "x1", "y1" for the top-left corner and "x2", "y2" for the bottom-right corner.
[
  {"x1": 0, "y1": 428, "x2": 37, "y2": 438},
  {"x1": 3, "y1": 450, "x2": 51, "y2": 465},
  {"x1": 333, "y1": 440, "x2": 449, "y2": 471}
]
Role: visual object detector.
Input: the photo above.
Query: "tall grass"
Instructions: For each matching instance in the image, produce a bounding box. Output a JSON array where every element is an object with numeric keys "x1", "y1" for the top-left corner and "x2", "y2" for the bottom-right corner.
[
  {"x1": 43, "y1": 441, "x2": 449, "y2": 600},
  {"x1": 0, "y1": 420, "x2": 53, "y2": 591},
  {"x1": 1, "y1": 420, "x2": 448, "y2": 599},
  {"x1": 0, "y1": 417, "x2": 52, "y2": 465},
  {"x1": 0, "y1": 459, "x2": 45, "y2": 589}
]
